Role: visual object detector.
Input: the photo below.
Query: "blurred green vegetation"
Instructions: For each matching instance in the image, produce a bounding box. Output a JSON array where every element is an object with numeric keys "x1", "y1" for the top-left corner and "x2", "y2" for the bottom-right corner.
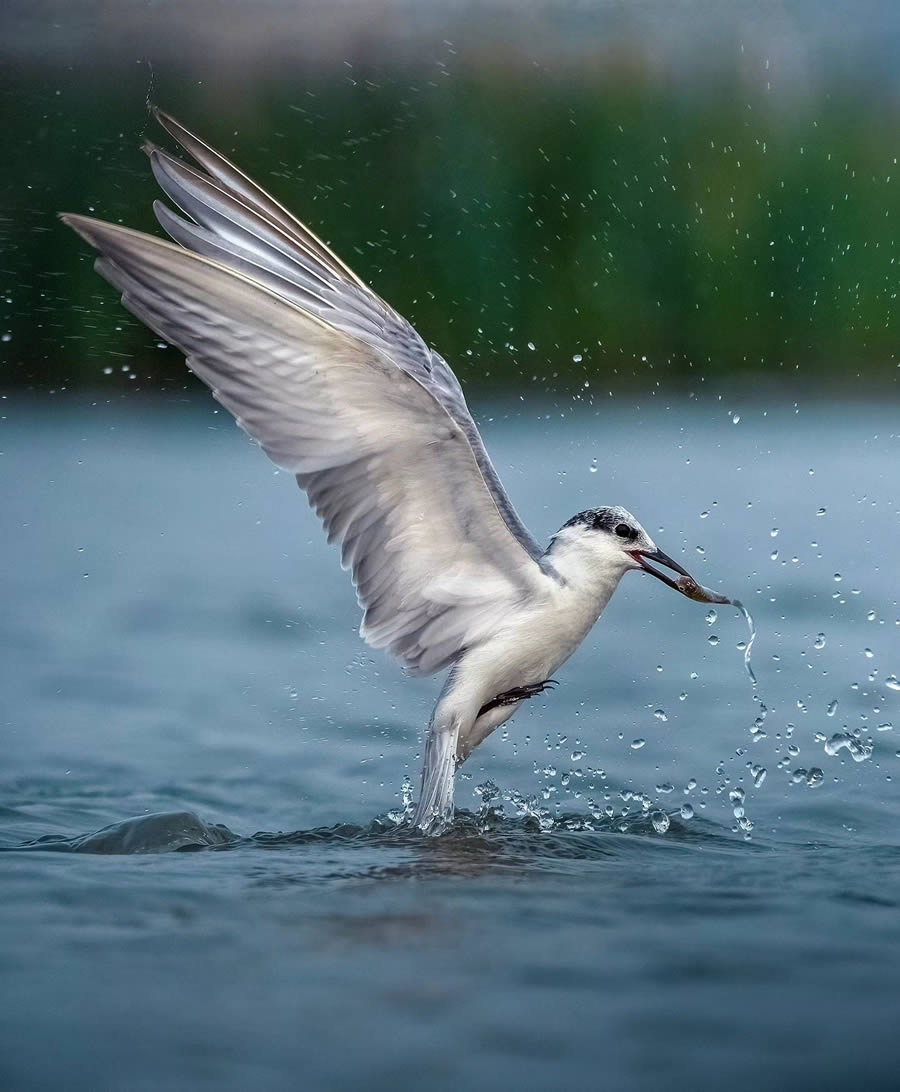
[{"x1": 3, "y1": 56, "x2": 900, "y2": 394}]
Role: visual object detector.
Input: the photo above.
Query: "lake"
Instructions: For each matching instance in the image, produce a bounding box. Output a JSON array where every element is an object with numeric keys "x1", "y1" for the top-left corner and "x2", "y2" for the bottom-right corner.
[{"x1": 2, "y1": 394, "x2": 899, "y2": 1089}]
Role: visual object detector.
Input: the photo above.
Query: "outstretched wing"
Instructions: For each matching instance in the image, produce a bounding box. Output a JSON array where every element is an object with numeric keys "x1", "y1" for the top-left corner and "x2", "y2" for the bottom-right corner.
[{"x1": 62, "y1": 112, "x2": 551, "y2": 675}]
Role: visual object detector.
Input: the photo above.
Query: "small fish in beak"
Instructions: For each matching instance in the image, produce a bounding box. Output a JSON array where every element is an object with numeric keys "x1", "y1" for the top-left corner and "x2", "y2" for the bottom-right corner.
[{"x1": 630, "y1": 548, "x2": 732, "y2": 605}]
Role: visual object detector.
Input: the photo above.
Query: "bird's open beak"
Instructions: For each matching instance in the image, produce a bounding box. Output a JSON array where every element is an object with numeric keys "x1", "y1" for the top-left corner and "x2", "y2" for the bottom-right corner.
[{"x1": 629, "y1": 548, "x2": 693, "y2": 592}]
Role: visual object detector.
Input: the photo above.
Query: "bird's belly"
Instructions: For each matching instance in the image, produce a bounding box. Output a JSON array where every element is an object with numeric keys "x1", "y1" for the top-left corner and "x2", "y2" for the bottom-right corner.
[
  {"x1": 474, "y1": 604, "x2": 599, "y2": 697},
  {"x1": 450, "y1": 597, "x2": 604, "y2": 763}
]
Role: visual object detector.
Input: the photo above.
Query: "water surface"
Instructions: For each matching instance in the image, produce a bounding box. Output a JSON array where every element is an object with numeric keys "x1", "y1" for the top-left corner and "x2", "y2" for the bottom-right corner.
[{"x1": 2, "y1": 397, "x2": 899, "y2": 1089}]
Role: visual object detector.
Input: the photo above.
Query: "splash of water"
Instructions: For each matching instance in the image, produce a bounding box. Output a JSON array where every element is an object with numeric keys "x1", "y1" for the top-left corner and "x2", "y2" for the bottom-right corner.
[
  {"x1": 674, "y1": 578, "x2": 767, "y2": 732},
  {"x1": 387, "y1": 776, "x2": 416, "y2": 825},
  {"x1": 730, "y1": 599, "x2": 758, "y2": 689},
  {"x1": 728, "y1": 598, "x2": 768, "y2": 735},
  {"x1": 727, "y1": 598, "x2": 768, "y2": 839}
]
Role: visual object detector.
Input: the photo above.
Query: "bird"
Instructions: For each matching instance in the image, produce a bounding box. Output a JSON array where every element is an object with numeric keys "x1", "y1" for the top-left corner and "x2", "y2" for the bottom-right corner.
[{"x1": 62, "y1": 109, "x2": 717, "y2": 834}]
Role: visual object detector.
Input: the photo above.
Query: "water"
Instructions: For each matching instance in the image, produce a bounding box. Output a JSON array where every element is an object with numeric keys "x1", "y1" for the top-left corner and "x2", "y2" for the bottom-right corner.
[{"x1": 2, "y1": 396, "x2": 900, "y2": 1089}]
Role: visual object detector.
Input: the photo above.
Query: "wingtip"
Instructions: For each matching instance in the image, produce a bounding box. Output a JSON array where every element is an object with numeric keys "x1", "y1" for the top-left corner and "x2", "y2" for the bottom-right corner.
[
  {"x1": 59, "y1": 213, "x2": 139, "y2": 254},
  {"x1": 59, "y1": 210, "x2": 87, "y2": 233},
  {"x1": 149, "y1": 102, "x2": 167, "y2": 127},
  {"x1": 59, "y1": 212, "x2": 102, "y2": 250},
  {"x1": 153, "y1": 107, "x2": 185, "y2": 142}
]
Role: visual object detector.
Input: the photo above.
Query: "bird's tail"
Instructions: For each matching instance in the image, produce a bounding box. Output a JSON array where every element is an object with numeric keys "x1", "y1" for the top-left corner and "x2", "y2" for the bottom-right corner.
[{"x1": 412, "y1": 721, "x2": 459, "y2": 835}]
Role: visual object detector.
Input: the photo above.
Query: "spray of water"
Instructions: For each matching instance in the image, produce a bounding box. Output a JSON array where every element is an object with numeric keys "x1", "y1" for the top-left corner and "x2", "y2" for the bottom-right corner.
[
  {"x1": 730, "y1": 598, "x2": 768, "y2": 743},
  {"x1": 730, "y1": 599, "x2": 757, "y2": 688}
]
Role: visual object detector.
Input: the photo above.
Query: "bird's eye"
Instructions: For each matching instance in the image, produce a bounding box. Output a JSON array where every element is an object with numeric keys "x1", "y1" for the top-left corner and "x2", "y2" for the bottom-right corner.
[{"x1": 615, "y1": 523, "x2": 632, "y2": 538}]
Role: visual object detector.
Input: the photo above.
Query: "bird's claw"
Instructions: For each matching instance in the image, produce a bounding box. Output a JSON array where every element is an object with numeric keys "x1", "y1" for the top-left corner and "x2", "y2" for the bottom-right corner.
[{"x1": 478, "y1": 679, "x2": 559, "y2": 717}]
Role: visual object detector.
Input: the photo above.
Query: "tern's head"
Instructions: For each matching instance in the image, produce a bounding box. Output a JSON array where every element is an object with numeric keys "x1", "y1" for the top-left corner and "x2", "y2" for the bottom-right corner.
[{"x1": 549, "y1": 505, "x2": 692, "y2": 591}]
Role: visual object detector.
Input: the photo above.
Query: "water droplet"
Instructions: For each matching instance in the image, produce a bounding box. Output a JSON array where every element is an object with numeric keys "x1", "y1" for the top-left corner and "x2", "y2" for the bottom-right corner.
[
  {"x1": 816, "y1": 507, "x2": 826, "y2": 516},
  {"x1": 751, "y1": 765, "x2": 767, "y2": 788},
  {"x1": 824, "y1": 732, "x2": 873, "y2": 762},
  {"x1": 102, "y1": 366, "x2": 113, "y2": 375},
  {"x1": 705, "y1": 609, "x2": 717, "y2": 625},
  {"x1": 826, "y1": 700, "x2": 839, "y2": 717},
  {"x1": 0, "y1": 333, "x2": 11, "y2": 343},
  {"x1": 700, "y1": 510, "x2": 709, "y2": 519},
  {"x1": 679, "y1": 804, "x2": 694, "y2": 820},
  {"x1": 770, "y1": 527, "x2": 779, "y2": 538},
  {"x1": 791, "y1": 768, "x2": 808, "y2": 784},
  {"x1": 589, "y1": 458, "x2": 598, "y2": 474},
  {"x1": 806, "y1": 768, "x2": 824, "y2": 788},
  {"x1": 653, "y1": 708, "x2": 668, "y2": 722},
  {"x1": 631, "y1": 738, "x2": 646, "y2": 750},
  {"x1": 886, "y1": 675, "x2": 900, "y2": 691},
  {"x1": 864, "y1": 648, "x2": 874, "y2": 659},
  {"x1": 833, "y1": 573, "x2": 842, "y2": 583},
  {"x1": 527, "y1": 342, "x2": 536, "y2": 351},
  {"x1": 656, "y1": 782, "x2": 674, "y2": 794},
  {"x1": 650, "y1": 810, "x2": 670, "y2": 833},
  {"x1": 877, "y1": 723, "x2": 893, "y2": 732},
  {"x1": 814, "y1": 633, "x2": 826, "y2": 650},
  {"x1": 572, "y1": 353, "x2": 583, "y2": 363},
  {"x1": 867, "y1": 610, "x2": 877, "y2": 622},
  {"x1": 732, "y1": 413, "x2": 741, "y2": 424},
  {"x1": 708, "y1": 635, "x2": 719, "y2": 646}
]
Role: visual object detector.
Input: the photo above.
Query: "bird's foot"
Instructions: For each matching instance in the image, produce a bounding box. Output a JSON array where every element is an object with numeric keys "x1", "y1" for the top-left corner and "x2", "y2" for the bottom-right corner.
[{"x1": 477, "y1": 679, "x2": 559, "y2": 718}]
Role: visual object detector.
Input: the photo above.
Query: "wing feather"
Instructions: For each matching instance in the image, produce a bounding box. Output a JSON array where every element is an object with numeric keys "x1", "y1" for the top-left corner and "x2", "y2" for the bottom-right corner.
[
  {"x1": 62, "y1": 113, "x2": 552, "y2": 674},
  {"x1": 143, "y1": 114, "x2": 545, "y2": 562},
  {"x1": 65, "y1": 216, "x2": 549, "y2": 673}
]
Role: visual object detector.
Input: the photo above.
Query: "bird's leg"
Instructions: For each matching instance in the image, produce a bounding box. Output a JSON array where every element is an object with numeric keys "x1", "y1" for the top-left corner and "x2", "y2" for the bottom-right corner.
[
  {"x1": 412, "y1": 680, "x2": 483, "y2": 835},
  {"x1": 414, "y1": 672, "x2": 560, "y2": 834},
  {"x1": 477, "y1": 679, "x2": 559, "y2": 718},
  {"x1": 412, "y1": 672, "x2": 478, "y2": 834},
  {"x1": 412, "y1": 716, "x2": 461, "y2": 836}
]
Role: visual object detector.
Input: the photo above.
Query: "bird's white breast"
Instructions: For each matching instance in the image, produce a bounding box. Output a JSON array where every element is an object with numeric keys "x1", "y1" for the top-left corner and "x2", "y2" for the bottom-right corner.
[{"x1": 457, "y1": 560, "x2": 623, "y2": 706}]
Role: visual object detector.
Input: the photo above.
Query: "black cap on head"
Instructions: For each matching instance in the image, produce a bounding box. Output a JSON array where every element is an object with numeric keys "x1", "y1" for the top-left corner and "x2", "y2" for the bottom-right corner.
[{"x1": 561, "y1": 506, "x2": 638, "y2": 540}]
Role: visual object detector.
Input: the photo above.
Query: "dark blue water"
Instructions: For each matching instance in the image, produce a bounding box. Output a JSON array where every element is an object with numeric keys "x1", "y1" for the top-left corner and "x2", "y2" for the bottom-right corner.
[{"x1": 2, "y1": 396, "x2": 899, "y2": 1089}]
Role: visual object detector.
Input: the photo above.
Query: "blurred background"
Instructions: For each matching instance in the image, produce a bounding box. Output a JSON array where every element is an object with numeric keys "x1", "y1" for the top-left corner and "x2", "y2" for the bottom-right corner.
[{"x1": 4, "y1": 0, "x2": 900, "y2": 396}]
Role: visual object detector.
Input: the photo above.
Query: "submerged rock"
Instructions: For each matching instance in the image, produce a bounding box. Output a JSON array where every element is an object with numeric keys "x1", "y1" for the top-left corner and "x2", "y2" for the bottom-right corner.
[{"x1": 72, "y1": 810, "x2": 239, "y2": 854}]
